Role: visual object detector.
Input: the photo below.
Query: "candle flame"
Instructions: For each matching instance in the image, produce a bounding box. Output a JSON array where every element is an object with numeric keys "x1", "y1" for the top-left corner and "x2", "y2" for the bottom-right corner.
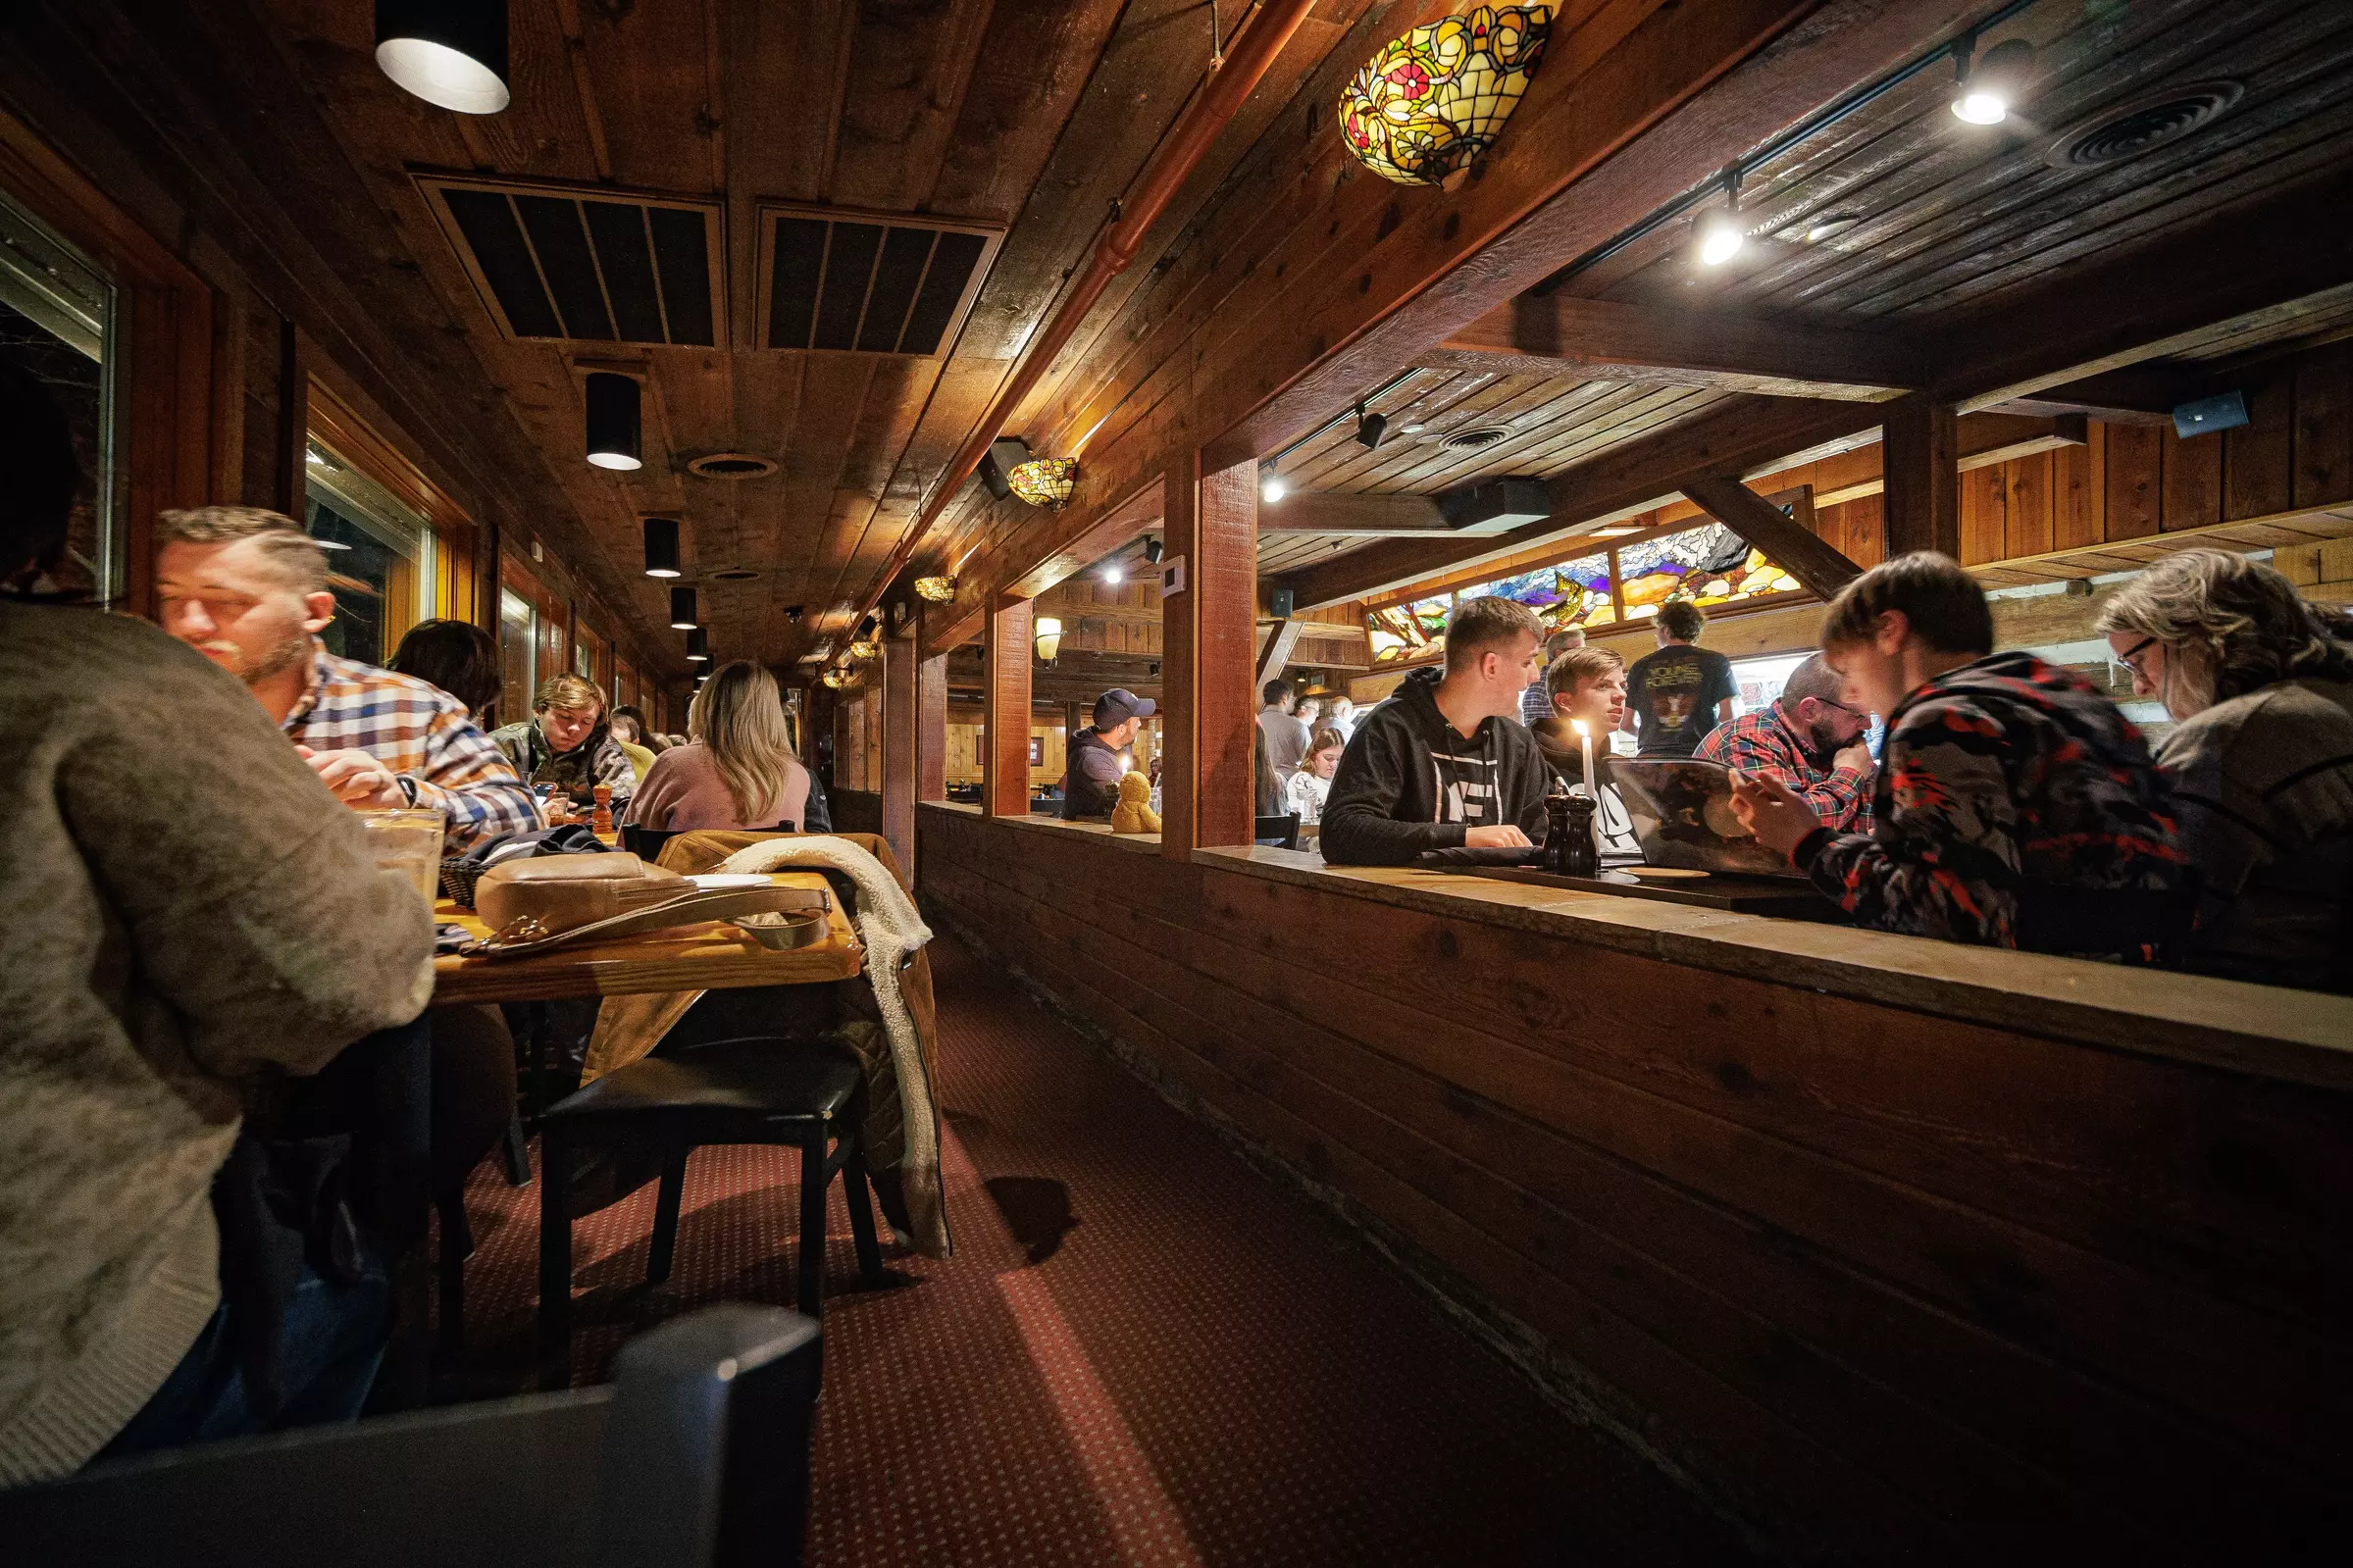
[{"x1": 1570, "y1": 719, "x2": 1590, "y2": 735}]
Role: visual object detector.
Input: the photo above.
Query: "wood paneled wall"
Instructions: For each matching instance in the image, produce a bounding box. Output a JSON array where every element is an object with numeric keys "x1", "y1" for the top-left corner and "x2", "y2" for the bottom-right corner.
[{"x1": 919, "y1": 808, "x2": 2353, "y2": 1564}]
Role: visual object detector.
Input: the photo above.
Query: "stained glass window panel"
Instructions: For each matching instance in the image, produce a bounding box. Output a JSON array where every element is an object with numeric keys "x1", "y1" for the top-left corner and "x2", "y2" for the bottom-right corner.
[{"x1": 1616, "y1": 523, "x2": 1801, "y2": 619}]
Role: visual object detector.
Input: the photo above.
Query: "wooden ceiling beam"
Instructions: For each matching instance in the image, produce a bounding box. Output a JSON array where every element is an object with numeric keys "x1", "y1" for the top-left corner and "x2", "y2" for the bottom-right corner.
[
  {"x1": 1678, "y1": 475, "x2": 1862, "y2": 600},
  {"x1": 1255, "y1": 491, "x2": 1450, "y2": 535},
  {"x1": 1433, "y1": 295, "x2": 1919, "y2": 402},
  {"x1": 1281, "y1": 396, "x2": 1880, "y2": 610}
]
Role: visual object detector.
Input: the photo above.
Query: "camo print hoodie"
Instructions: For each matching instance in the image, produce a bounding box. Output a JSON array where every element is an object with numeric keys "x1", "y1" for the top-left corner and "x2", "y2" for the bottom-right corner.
[{"x1": 1795, "y1": 651, "x2": 2184, "y2": 950}]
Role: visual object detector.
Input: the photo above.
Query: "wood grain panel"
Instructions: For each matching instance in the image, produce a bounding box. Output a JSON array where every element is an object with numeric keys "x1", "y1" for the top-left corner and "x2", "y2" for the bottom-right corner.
[
  {"x1": 2225, "y1": 364, "x2": 2297, "y2": 521},
  {"x1": 918, "y1": 810, "x2": 2353, "y2": 1560},
  {"x1": 2292, "y1": 343, "x2": 2353, "y2": 507},
  {"x1": 2162, "y1": 426, "x2": 2225, "y2": 532},
  {"x1": 2104, "y1": 423, "x2": 2164, "y2": 541},
  {"x1": 985, "y1": 595, "x2": 1032, "y2": 817}
]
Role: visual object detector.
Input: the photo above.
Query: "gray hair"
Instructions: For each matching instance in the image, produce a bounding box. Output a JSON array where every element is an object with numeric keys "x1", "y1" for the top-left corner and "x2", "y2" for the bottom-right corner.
[
  {"x1": 1781, "y1": 652, "x2": 1844, "y2": 706},
  {"x1": 2094, "y1": 548, "x2": 2353, "y2": 719}
]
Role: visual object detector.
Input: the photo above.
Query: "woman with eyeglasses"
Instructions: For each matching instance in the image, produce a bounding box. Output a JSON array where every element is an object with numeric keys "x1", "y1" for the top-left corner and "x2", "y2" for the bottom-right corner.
[{"x1": 2096, "y1": 548, "x2": 2353, "y2": 992}]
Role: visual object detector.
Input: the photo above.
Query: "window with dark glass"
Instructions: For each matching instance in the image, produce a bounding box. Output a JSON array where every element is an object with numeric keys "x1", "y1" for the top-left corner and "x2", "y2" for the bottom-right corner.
[{"x1": 0, "y1": 190, "x2": 117, "y2": 600}]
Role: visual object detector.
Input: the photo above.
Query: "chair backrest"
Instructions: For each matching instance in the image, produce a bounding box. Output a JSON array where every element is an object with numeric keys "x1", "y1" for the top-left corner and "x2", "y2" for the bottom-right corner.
[
  {"x1": 0, "y1": 1305, "x2": 821, "y2": 1568},
  {"x1": 626, "y1": 824, "x2": 794, "y2": 864},
  {"x1": 1254, "y1": 813, "x2": 1301, "y2": 850}
]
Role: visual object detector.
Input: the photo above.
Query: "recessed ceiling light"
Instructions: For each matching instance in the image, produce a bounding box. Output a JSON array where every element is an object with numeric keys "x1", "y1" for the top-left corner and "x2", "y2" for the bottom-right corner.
[
  {"x1": 1951, "y1": 37, "x2": 2034, "y2": 126},
  {"x1": 1102, "y1": 566, "x2": 1123, "y2": 584},
  {"x1": 1592, "y1": 524, "x2": 1641, "y2": 537},
  {"x1": 1260, "y1": 469, "x2": 1287, "y2": 504},
  {"x1": 1804, "y1": 213, "x2": 1863, "y2": 243}
]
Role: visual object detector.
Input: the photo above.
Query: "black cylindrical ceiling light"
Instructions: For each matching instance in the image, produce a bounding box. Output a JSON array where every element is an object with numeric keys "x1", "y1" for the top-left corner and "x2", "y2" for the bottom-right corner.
[
  {"x1": 585, "y1": 373, "x2": 642, "y2": 471},
  {"x1": 669, "y1": 584, "x2": 698, "y2": 630},
  {"x1": 686, "y1": 627, "x2": 709, "y2": 663},
  {"x1": 641, "y1": 516, "x2": 681, "y2": 578},
  {"x1": 376, "y1": 0, "x2": 510, "y2": 115}
]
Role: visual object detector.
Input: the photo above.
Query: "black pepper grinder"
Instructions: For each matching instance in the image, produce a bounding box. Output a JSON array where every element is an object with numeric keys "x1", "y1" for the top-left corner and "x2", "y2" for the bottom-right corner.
[
  {"x1": 1561, "y1": 792, "x2": 1600, "y2": 879},
  {"x1": 1543, "y1": 784, "x2": 1571, "y2": 874}
]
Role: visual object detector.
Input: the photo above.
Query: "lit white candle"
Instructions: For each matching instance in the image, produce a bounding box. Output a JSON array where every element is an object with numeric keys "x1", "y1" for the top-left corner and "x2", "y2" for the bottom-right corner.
[{"x1": 1571, "y1": 718, "x2": 1594, "y2": 800}]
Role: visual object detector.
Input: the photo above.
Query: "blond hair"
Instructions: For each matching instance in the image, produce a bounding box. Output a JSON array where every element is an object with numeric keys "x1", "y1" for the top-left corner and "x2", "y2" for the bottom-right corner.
[
  {"x1": 1544, "y1": 643, "x2": 1623, "y2": 698},
  {"x1": 534, "y1": 672, "x2": 605, "y2": 716},
  {"x1": 688, "y1": 660, "x2": 801, "y2": 825},
  {"x1": 155, "y1": 505, "x2": 328, "y2": 593},
  {"x1": 2094, "y1": 548, "x2": 2353, "y2": 719}
]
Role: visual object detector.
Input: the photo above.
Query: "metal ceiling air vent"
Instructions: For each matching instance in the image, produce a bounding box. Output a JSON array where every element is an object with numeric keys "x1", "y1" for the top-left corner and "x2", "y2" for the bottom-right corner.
[
  {"x1": 706, "y1": 565, "x2": 762, "y2": 582},
  {"x1": 1441, "y1": 425, "x2": 1513, "y2": 452},
  {"x1": 2045, "y1": 81, "x2": 2243, "y2": 170},
  {"x1": 417, "y1": 176, "x2": 722, "y2": 346},
  {"x1": 755, "y1": 203, "x2": 1001, "y2": 357},
  {"x1": 685, "y1": 452, "x2": 779, "y2": 480}
]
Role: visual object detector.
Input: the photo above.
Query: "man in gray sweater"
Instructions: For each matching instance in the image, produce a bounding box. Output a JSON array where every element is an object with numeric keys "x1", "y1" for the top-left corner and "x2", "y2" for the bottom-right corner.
[{"x1": 0, "y1": 367, "x2": 434, "y2": 1481}]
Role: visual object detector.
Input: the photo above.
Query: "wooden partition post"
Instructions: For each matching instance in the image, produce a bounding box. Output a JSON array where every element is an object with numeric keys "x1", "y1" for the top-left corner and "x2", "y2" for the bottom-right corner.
[
  {"x1": 985, "y1": 595, "x2": 1033, "y2": 818},
  {"x1": 1161, "y1": 454, "x2": 1258, "y2": 857},
  {"x1": 917, "y1": 651, "x2": 947, "y2": 803},
  {"x1": 881, "y1": 636, "x2": 917, "y2": 884},
  {"x1": 1883, "y1": 395, "x2": 1960, "y2": 559}
]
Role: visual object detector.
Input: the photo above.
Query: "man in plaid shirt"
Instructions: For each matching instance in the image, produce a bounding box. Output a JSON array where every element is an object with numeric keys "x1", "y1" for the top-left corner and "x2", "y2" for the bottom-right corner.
[
  {"x1": 154, "y1": 506, "x2": 539, "y2": 850},
  {"x1": 1696, "y1": 652, "x2": 1874, "y2": 833}
]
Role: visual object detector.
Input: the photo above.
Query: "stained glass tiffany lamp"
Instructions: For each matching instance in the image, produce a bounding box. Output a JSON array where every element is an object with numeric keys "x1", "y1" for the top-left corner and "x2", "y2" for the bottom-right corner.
[
  {"x1": 1006, "y1": 457, "x2": 1079, "y2": 509},
  {"x1": 914, "y1": 576, "x2": 957, "y2": 601},
  {"x1": 1338, "y1": 5, "x2": 1553, "y2": 189}
]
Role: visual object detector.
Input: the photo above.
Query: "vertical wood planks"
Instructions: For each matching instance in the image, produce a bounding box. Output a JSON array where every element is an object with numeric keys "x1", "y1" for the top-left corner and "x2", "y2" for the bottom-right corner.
[
  {"x1": 2292, "y1": 343, "x2": 2353, "y2": 507},
  {"x1": 918, "y1": 652, "x2": 948, "y2": 802},
  {"x1": 2103, "y1": 424, "x2": 2163, "y2": 540},
  {"x1": 2224, "y1": 365, "x2": 2295, "y2": 521},
  {"x1": 2161, "y1": 426, "x2": 2223, "y2": 533},
  {"x1": 1961, "y1": 463, "x2": 2006, "y2": 566},
  {"x1": 2054, "y1": 431, "x2": 2104, "y2": 550},
  {"x1": 985, "y1": 594, "x2": 1033, "y2": 816},
  {"x1": 2004, "y1": 450, "x2": 2053, "y2": 559},
  {"x1": 1198, "y1": 456, "x2": 1259, "y2": 850},
  {"x1": 882, "y1": 636, "x2": 917, "y2": 885}
]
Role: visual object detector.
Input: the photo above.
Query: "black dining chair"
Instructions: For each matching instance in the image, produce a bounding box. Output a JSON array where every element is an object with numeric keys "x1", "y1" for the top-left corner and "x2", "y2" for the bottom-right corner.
[
  {"x1": 0, "y1": 1304, "x2": 822, "y2": 1568},
  {"x1": 1253, "y1": 813, "x2": 1302, "y2": 850},
  {"x1": 537, "y1": 1036, "x2": 885, "y2": 1389}
]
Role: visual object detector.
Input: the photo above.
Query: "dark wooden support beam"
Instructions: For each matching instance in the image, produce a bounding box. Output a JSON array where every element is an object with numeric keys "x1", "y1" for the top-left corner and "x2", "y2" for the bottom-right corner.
[
  {"x1": 1991, "y1": 365, "x2": 2225, "y2": 428},
  {"x1": 1435, "y1": 296, "x2": 1919, "y2": 401},
  {"x1": 916, "y1": 651, "x2": 946, "y2": 805},
  {"x1": 984, "y1": 595, "x2": 1033, "y2": 818},
  {"x1": 1679, "y1": 476, "x2": 1862, "y2": 600},
  {"x1": 1163, "y1": 456, "x2": 1257, "y2": 857},
  {"x1": 1282, "y1": 397, "x2": 1879, "y2": 611},
  {"x1": 1255, "y1": 491, "x2": 1451, "y2": 535},
  {"x1": 881, "y1": 636, "x2": 916, "y2": 887},
  {"x1": 273, "y1": 320, "x2": 306, "y2": 517},
  {"x1": 1882, "y1": 396, "x2": 1959, "y2": 560},
  {"x1": 1255, "y1": 619, "x2": 1303, "y2": 691}
]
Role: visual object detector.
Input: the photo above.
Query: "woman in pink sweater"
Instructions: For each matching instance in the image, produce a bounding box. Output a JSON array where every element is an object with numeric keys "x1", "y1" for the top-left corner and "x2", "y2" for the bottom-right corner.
[{"x1": 623, "y1": 660, "x2": 811, "y2": 832}]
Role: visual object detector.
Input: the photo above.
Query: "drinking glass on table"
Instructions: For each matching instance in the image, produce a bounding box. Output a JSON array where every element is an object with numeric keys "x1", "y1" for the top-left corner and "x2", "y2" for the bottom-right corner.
[{"x1": 358, "y1": 807, "x2": 447, "y2": 907}]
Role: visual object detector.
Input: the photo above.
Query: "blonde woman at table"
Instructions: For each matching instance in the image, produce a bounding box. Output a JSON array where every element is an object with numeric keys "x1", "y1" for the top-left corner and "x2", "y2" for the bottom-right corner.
[
  {"x1": 1286, "y1": 727, "x2": 1347, "y2": 825},
  {"x1": 623, "y1": 660, "x2": 811, "y2": 833}
]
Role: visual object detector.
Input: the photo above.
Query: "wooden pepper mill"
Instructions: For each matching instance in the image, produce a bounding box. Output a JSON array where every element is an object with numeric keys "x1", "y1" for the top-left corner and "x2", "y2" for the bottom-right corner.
[{"x1": 591, "y1": 782, "x2": 614, "y2": 836}]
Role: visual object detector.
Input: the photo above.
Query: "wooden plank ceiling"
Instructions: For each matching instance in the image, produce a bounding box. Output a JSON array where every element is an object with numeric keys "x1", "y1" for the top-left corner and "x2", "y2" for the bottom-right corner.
[
  {"x1": 1272, "y1": 0, "x2": 2353, "y2": 592},
  {"x1": 256, "y1": 0, "x2": 1363, "y2": 676}
]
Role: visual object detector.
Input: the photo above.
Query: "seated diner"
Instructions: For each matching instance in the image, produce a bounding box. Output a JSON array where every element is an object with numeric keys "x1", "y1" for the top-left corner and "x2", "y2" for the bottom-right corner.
[
  {"x1": 1696, "y1": 651, "x2": 1874, "y2": 833},
  {"x1": 623, "y1": 659, "x2": 810, "y2": 833},
  {"x1": 1528, "y1": 645, "x2": 1641, "y2": 858},
  {"x1": 489, "y1": 673, "x2": 636, "y2": 815},
  {"x1": 1063, "y1": 685, "x2": 1156, "y2": 821},
  {"x1": 1285, "y1": 726, "x2": 1347, "y2": 827}
]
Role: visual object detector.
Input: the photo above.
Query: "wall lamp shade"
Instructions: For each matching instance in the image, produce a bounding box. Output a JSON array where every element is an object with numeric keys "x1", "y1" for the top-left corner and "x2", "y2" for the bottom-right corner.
[
  {"x1": 1006, "y1": 457, "x2": 1078, "y2": 510},
  {"x1": 685, "y1": 627, "x2": 709, "y2": 663},
  {"x1": 585, "y1": 372, "x2": 642, "y2": 471},
  {"x1": 1952, "y1": 37, "x2": 2034, "y2": 126},
  {"x1": 376, "y1": 0, "x2": 510, "y2": 115},
  {"x1": 641, "y1": 516, "x2": 681, "y2": 578},
  {"x1": 1034, "y1": 616, "x2": 1063, "y2": 664},
  {"x1": 1338, "y1": 6, "x2": 1551, "y2": 189},
  {"x1": 914, "y1": 576, "x2": 956, "y2": 602},
  {"x1": 669, "y1": 584, "x2": 698, "y2": 630}
]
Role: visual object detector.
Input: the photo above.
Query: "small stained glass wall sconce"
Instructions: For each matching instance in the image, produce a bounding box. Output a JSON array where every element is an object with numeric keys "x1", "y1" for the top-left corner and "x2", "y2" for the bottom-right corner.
[
  {"x1": 1006, "y1": 457, "x2": 1079, "y2": 510},
  {"x1": 1338, "y1": 5, "x2": 1552, "y2": 190},
  {"x1": 914, "y1": 576, "x2": 957, "y2": 602}
]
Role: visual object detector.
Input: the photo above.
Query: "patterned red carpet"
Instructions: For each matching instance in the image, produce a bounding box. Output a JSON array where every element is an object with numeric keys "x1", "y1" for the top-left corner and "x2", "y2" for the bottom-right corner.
[{"x1": 447, "y1": 933, "x2": 1751, "y2": 1567}]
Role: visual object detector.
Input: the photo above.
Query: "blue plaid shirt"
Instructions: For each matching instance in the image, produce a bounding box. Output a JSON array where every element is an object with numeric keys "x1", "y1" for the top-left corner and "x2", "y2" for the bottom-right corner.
[{"x1": 281, "y1": 643, "x2": 542, "y2": 850}]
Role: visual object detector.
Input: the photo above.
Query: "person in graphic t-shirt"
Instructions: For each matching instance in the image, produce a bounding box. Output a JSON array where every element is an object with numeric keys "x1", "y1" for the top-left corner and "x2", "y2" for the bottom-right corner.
[
  {"x1": 1624, "y1": 599, "x2": 1737, "y2": 756},
  {"x1": 1318, "y1": 595, "x2": 1553, "y2": 866}
]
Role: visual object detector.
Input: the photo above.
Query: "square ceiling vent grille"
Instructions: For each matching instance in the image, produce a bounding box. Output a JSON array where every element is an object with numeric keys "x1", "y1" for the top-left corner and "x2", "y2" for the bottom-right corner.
[
  {"x1": 755, "y1": 203, "x2": 1000, "y2": 357},
  {"x1": 416, "y1": 175, "x2": 722, "y2": 347}
]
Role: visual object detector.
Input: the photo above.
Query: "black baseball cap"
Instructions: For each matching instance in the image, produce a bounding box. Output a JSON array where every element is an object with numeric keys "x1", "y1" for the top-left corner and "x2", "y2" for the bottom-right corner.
[{"x1": 1094, "y1": 687, "x2": 1157, "y2": 727}]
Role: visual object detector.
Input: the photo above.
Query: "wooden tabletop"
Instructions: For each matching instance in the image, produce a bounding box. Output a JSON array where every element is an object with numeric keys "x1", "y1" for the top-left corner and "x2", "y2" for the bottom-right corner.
[{"x1": 432, "y1": 870, "x2": 863, "y2": 1005}]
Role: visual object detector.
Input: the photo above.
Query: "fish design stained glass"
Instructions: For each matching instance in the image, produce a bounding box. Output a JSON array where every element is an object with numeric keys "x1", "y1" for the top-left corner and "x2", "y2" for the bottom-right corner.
[
  {"x1": 1615, "y1": 523, "x2": 1802, "y2": 620},
  {"x1": 1338, "y1": 6, "x2": 1554, "y2": 188}
]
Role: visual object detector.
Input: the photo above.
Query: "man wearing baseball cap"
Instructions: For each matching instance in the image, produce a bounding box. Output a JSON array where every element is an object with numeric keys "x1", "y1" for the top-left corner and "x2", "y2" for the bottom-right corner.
[{"x1": 1065, "y1": 686, "x2": 1156, "y2": 820}]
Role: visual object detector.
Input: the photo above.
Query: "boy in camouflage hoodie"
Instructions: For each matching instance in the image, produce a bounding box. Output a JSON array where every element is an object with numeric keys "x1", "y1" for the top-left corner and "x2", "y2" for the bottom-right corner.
[{"x1": 1732, "y1": 553, "x2": 2185, "y2": 954}]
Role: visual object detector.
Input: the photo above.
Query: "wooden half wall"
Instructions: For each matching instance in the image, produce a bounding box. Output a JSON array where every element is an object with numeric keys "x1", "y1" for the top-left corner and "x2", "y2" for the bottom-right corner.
[{"x1": 917, "y1": 805, "x2": 2353, "y2": 1564}]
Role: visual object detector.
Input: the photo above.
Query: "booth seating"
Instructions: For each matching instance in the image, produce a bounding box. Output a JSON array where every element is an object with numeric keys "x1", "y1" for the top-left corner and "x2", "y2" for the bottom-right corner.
[{"x1": 0, "y1": 1304, "x2": 822, "y2": 1568}]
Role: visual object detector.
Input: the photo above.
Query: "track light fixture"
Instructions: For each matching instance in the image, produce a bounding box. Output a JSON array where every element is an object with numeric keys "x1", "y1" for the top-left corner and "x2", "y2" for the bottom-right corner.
[
  {"x1": 1259, "y1": 467, "x2": 1287, "y2": 505},
  {"x1": 1354, "y1": 401, "x2": 1387, "y2": 451},
  {"x1": 1695, "y1": 169, "x2": 1746, "y2": 267},
  {"x1": 641, "y1": 516, "x2": 681, "y2": 578},
  {"x1": 1143, "y1": 535, "x2": 1163, "y2": 565},
  {"x1": 584, "y1": 372, "x2": 642, "y2": 471},
  {"x1": 376, "y1": 0, "x2": 510, "y2": 115},
  {"x1": 1951, "y1": 36, "x2": 2034, "y2": 126},
  {"x1": 669, "y1": 584, "x2": 698, "y2": 631},
  {"x1": 686, "y1": 627, "x2": 709, "y2": 664},
  {"x1": 785, "y1": 605, "x2": 804, "y2": 624},
  {"x1": 1103, "y1": 565, "x2": 1124, "y2": 585}
]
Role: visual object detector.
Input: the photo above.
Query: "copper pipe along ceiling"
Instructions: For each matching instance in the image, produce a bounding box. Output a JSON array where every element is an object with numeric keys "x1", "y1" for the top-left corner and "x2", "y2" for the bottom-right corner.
[{"x1": 846, "y1": 0, "x2": 1322, "y2": 646}]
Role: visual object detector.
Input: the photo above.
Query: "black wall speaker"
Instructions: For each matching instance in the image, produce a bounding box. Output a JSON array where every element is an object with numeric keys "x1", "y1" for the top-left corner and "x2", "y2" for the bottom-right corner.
[
  {"x1": 979, "y1": 436, "x2": 1032, "y2": 500},
  {"x1": 1270, "y1": 585, "x2": 1296, "y2": 618}
]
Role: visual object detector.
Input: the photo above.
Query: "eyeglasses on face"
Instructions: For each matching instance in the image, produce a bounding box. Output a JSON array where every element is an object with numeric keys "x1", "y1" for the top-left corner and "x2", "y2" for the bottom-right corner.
[{"x1": 2110, "y1": 636, "x2": 2159, "y2": 683}]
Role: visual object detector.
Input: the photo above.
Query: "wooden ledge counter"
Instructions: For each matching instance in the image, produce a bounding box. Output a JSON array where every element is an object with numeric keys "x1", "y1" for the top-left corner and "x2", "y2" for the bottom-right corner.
[
  {"x1": 916, "y1": 802, "x2": 2353, "y2": 1557},
  {"x1": 432, "y1": 870, "x2": 863, "y2": 1005}
]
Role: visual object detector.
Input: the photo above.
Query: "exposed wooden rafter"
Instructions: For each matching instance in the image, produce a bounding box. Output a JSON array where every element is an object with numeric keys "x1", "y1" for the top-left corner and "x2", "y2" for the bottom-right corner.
[
  {"x1": 1255, "y1": 491, "x2": 1450, "y2": 535},
  {"x1": 1432, "y1": 295, "x2": 1918, "y2": 402},
  {"x1": 1678, "y1": 475, "x2": 1862, "y2": 599}
]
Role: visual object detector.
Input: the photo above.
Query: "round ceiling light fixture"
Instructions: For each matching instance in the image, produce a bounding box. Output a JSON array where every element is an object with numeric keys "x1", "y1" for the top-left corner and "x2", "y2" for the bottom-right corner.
[
  {"x1": 376, "y1": 0, "x2": 510, "y2": 115},
  {"x1": 685, "y1": 451, "x2": 780, "y2": 480},
  {"x1": 584, "y1": 372, "x2": 641, "y2": 471},
  {"x1": 1950, "y1": 36, "x2": 2035, "y2": 126},
  {"x1": 669, "y1": 584, "x2": 699, "y2": 631},
  {"x1": 685, "y1": 627, "x2": 710, "y2": 664},
  {"x1": 641, "y1": 516, "x2": 681, "y2": 579},
  {"x1": 1259, "y1": 467, "x2": 1287, "y2": 505}
]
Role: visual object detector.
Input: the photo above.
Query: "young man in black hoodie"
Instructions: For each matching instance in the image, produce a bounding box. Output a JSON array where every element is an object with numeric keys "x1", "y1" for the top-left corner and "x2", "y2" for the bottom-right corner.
[{"x1": 1321, "y1": 595, "x2": 1553, "y2": 865}]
